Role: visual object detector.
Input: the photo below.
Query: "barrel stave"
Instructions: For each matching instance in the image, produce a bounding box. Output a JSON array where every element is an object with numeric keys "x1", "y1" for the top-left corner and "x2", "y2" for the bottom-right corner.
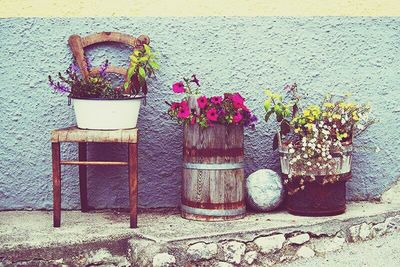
[{"x1": 182, "y1": 124, "x2": 245, "y2": 221}]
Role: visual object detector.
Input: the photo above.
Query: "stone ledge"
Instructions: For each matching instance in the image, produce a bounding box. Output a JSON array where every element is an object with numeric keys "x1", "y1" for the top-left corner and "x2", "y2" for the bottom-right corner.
[{"x1": 1, "y1": 201, "x2": 400, "y2": 266}]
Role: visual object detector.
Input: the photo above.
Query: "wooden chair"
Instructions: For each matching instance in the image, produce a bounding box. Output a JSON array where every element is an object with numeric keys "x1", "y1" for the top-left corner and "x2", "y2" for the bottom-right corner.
[{"x1": 51, "y1": 32, "x2": 149, "y2": 228}]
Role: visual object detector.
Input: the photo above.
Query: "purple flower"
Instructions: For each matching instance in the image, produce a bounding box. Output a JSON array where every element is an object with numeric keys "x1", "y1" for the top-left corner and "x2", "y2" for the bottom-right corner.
[
  {"x1": 99, "y1": 60, "x2": 109, "y2": 77},
  {"x1": 250, "y1": 115, "x2": 258, "y2": 122},
  {"x1": 190, "y1": 74, "x2": 200, "y2": 87},
  {"x1": 69, "y1": 63, "x2": 80, "y2": 73},
  {"x1": 48, "y1": 79, "x2": 70, "y2": 93}
]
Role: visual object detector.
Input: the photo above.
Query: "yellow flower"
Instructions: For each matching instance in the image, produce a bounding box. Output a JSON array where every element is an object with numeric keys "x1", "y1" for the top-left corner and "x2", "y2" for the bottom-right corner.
[
  {"x1": 294, "y1": 128, "x2": 301, "y2": 133},
  {"x1": 352, "y1": 111, "x2": 359, "y2": 121},
  {"x1": 303, "y1": 110, "x2": 310, "y2": 116},
  {"x1": 332, "y1": 114, "x2": 341, "y2": 120},
  {"x1": 305, "y1": 123, "x2": 314, "y2": 130},
  {"x1": 323, "y1": 102, "x2": 334, "y2": 108}
]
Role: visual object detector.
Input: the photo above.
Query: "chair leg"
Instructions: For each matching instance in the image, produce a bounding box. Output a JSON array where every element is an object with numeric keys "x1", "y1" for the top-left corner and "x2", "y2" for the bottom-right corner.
[
  {"x1": 78, "y1": 142, "x2": 89, "y2": 212},
  {"x1": 128, "y1": 143, "x2": 138, "y2": 228},
  {"x1": 52, "y1": 142, "x2": 61, "y2": 227}
]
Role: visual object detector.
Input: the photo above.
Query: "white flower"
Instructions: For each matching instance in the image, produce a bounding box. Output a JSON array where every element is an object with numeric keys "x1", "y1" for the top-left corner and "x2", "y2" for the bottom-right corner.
[
  {"x1": 296, "y1": 155, "x2": 301, "y2": 160},
  {"x1": 306, "y1": 161, "x2": 312, "y2": 166},
  {"x1": 327, "y1": 154, "x2": 332, "y2": 159},
  {"x1": 357, "y1": 124, "x2": 365, "y2": 130},
  {"x1": 341, "y1": 118, "x2": 346, "y2": 124},
  {"x1": 303, "y1": 154, "x2": 308, "y2": 159},
  {"x1": 289, "y1": 148, "x2": 295, "y2": 153},
  {"x1": 288, "y1": 143, "x2": 293, "y2": 148}
]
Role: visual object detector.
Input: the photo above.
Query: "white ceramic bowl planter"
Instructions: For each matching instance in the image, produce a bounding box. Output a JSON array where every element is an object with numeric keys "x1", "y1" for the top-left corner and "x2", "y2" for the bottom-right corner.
[{"x1": 72, "y1": 96, "x2": 143, "y2": 130}]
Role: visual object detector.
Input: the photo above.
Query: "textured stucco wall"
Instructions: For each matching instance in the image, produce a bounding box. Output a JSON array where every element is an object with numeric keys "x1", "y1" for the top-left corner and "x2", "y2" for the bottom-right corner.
[{"x1": 0, "y1": 17, "x2": 399, "y2": 210}]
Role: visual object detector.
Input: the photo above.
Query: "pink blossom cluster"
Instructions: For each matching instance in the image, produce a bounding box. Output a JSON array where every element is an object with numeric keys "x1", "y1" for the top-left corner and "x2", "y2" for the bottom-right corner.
[{"x1": 168, "y1": 79, "x2": 257, "y2": 128}]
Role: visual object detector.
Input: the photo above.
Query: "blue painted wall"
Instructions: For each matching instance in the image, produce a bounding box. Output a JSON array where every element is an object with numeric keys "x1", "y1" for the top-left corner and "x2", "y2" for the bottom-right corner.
[{"x1": 0, "y1": 17, "x2": 399, "y2": 210}]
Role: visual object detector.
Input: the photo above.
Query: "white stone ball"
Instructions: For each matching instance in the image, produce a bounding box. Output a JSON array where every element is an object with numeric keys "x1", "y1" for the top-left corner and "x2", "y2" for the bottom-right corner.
[{"x1": 246, "y1": 169, "x2": 285, "y2": 211}]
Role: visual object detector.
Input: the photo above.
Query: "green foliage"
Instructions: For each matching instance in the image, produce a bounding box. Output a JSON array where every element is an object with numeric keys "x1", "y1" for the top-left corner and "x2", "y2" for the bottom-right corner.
[{"x1": 125, "y1": 44, "x2": 159, "y2": 96}]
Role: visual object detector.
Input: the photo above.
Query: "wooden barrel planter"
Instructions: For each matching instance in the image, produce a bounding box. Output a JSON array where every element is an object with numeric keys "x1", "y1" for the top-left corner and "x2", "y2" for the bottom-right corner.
[
  {"x1": 279, "y1": 143, "x2": 353, "y2": 216},
  {"x1": 181, "y1": 124, "x2": 245, "y2": 221}
]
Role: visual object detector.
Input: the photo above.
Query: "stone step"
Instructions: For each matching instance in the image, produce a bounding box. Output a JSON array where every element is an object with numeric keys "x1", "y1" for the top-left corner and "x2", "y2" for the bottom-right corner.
[{"x1": 1, "y1": 202, "x2": 400, "y2": 266}]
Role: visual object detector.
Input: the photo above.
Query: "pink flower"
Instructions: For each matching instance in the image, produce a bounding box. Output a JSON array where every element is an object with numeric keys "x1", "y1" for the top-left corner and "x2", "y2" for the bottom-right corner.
[
  {"x1": 180, "y1": 101, "x2": 188, "y2": 108},
  {"x1": 206, "y1": 108, "x2": 218, "y2": 121},
  {"x1": 177, "y1": 105, "x2": 190, "y2": 119},
  {"x1": 233, "y1": 111, "x2": 243, "y2": 123},
  {"x1": 170, "y1": 102, "x2": 180, "y2": 110},
  {"x1": 232, "y1": 93, "x2": 245, "y2": 109},
  {"x1": 172, "y1": 82, "x2": 185, "y2": 93},
  {"x1": 190, "y1": 115, "x2": 196, "y2": 124},
  {"x1": 197, "y1": 96, "x2": 208, "y2": 109},
  {"x1": 241, "y1": 104, "x2": 250, "y2": 112},
  {"x1": 210, "y1": 96, "x2": 222, "y2": 105}
]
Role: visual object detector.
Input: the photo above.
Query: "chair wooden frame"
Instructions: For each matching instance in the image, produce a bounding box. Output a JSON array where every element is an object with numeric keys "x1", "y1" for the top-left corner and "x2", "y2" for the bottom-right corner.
[{"x1": 51, "y1": 32, "x2": 149, "y2": 228}]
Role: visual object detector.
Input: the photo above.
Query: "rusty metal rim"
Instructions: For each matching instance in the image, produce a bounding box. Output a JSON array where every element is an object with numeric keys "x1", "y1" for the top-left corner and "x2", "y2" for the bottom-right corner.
[
  {"x1": 181, "y1": 198, "x2": 245, "y2": 209},
  {"x1": 184, "y1": 147, "x2": 244, "y2": 158}
]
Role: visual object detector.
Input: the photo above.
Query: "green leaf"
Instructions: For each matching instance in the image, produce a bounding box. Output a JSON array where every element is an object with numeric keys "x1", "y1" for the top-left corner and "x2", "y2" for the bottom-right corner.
[
  {"x1": 123, "y1": 82, "x2": 129, "y2": 90},
  {"x1": 139, "y1": 56, "x2": 149, "y2": 62},
  {"x1": 264, "y1": 110, "x2": 274, "y2": 123},
  {"x1": 138, "y1": 67, "x2": 146, "y2": 78},
  {"x1": 264, "y1": 89, "x2": 272, "y2": 97},
  {"x1": 143, "y1": 44, "x2": 151, "y2": 54},
  {"x1": 127, "y1": 66, "x2": 135, "y2": 80},
  {"x1": 134, "y1": 50, "x2": 141, "y2": 56},
  {"x1": 129, "y1": 55, "x2": 138, "y2": 63},
  {"x1": 274, "y1": 104, "x2": 282, "y2": 113},
  {"x1": 148, "y1": 60, "x2": 160, "y2": 70},
  {"x1": 264, "y1": 99, "x2": 272, "y2": 112}
]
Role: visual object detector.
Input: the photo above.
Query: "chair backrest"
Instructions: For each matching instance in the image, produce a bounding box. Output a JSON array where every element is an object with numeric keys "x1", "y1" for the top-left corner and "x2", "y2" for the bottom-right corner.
[{"x1": 68, "y1": 32, "x2": 150, "y2": 80}]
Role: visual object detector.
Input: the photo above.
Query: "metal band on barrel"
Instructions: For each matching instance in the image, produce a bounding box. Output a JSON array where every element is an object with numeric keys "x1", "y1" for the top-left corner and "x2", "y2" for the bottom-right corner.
[
  {"x1": 183, "y1": 162, "x2": 244, "y2": 170},
  {"x1": 181, "y1": 204, "x2": 246, "y2": 216}
]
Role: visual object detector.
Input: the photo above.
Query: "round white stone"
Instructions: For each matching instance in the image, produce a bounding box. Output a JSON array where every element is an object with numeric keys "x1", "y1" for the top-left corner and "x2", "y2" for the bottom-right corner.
[{"x1": 246, "y1": 169, "x2": 285, "y2": 211}]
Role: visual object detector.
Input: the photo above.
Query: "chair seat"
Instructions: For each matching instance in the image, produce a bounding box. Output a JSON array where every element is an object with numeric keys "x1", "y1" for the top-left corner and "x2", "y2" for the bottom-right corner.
[{"x1": 51, "y1": 126, "x2": 138, "y2": 143}]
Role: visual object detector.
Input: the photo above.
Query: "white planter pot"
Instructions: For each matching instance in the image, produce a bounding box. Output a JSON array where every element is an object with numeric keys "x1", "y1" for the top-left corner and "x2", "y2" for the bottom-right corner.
[{"x1": 72, "y1": 97, "x2": 143, "y2": 130}]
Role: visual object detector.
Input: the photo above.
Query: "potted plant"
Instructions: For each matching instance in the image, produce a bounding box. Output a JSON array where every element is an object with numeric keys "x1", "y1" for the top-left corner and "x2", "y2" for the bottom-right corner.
[
  {"x1": 48, "y1": 43, "x2": 159, "y2": 130},
  {"x1": 264, "y1": 83, "x2": 374, "y2": 216},
  {"x1": 167, "y1": 75, "x2": 257, "y2": 221}
]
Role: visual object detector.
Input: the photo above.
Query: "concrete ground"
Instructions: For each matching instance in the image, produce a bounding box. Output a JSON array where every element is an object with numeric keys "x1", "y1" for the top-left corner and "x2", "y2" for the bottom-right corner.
[
  {"x1": 278, "y1": 231, "x2": 400, "y2": 267},
  {"x1": 1, "y1": 202, "x2": 400, "y2": 250},
  {"x1": 1, "y1": 201, "x2": 400, "y2": 266}
]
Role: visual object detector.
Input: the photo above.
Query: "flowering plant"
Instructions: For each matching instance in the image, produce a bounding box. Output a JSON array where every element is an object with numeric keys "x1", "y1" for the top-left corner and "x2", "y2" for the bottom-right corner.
[
  {"x1": 264, "y1": 83, "x2": 374, "y2": 194},
  {"x1": 167, "y1": 75, "x2": 257, "y2": 128},
  {"x1": 48, "y1": 59, "x2": 126, "y2": 99},
  {"x1": 124, "y1": 44, "x2": 159, "y2": 96},
  {"x1": 49, "y1": 44, "x2": 158, "y2": 99}
]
